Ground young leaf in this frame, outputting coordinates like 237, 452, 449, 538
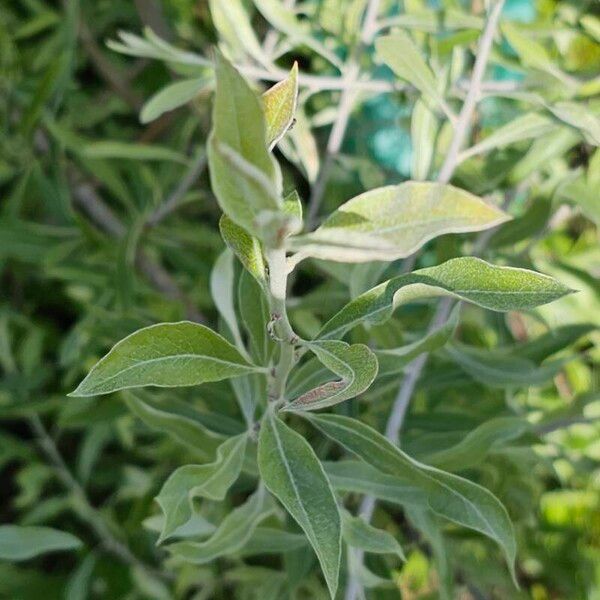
284, 340, 378, 411
219, 215, 267, 286
423, 417, 529, 472
125, 395, 225, 460
257, 412, 341, 598
0, 525, 82, 560
208, 52, 282, 237
156, 434, 247, 543
167, 487, 273, 564
376, 305, 460, 377
305, 414, 517, 581
447, 344, 569, 388
210, 248, 244, 350
341, 510, 405, 561
140, 77, 209, 124
262, 63, 298, 149
318, 257, 573, 340
288, 182, 509, 263
376, 32, 446, 113
70, 321, 261, 397
237, 527, 308, 556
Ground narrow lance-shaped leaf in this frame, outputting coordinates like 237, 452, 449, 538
70, 321, 261, 397
156, 434, 247, 543
376, 32, 447, 113
0, 525, 82, 561
318, 257, 573, 340
423, 417, 529, 472
258, 412, 341, 599
304, 413, 517, 583
124, 395, 225, 460
167, 486, 273, 564
262, 62, 298, 149
288, 182, 509, 263
376, 305, 460, 377
219, 215, 267, 287
208, 51, 282, 237
341, 510, 405, 561
284, 340, 378, 411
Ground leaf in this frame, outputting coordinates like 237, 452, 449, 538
237, 527, 308, 556
411, 99, 439, 181
262, 63, 298, 149
288, 182, 509, 263
305, 414, 517, 581
0, 525, 82, 560
156, 434, 247, 543
284, 340, 378, 411
547, 101, 600, 146
258, 412, 341, 598
167, 487, 273, 564
423, 417, 529, 472
238, 270, 272, 365
70, 321, 261, 397
124, 395, 225, 460
210, 249, 244, 350
208, 52, 282, 237
219, 215, 267, 286
376, 32, 446, 112
81, 141, 187, 164
140, 77, 209, 124
376, 305, 460, 377
341, 510, 405, 561
447, 343, 569, 388
459, 113, 558, 162
318, 257, 572, 340
208, 0, 270, 68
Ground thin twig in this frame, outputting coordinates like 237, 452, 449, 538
345, 3, 506, 598
29, 414, 170, 581
307, 0, 382, 229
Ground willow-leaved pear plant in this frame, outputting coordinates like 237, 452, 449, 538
70, 53, 574, 599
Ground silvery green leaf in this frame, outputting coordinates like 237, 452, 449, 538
262, 63, 298, 150
0, 525, 82, 560
82, 141, 187, 164
324, 461, 426, 507
238, 270, 272, 365
208, 0, 270, 68
283, 189, 303, 225
288, 182, 509, 263
341, 510, 405, 561
143, 512, 216, 542
237, 527, 308, 556
459, 113, 559, 162
318, 257, 572, 340
209, 52, 282, 237
423, 417, 529, 472
547, 101, 600, 146
140, 77, 209, 124
278, 106, 320, 183
167, 487, 273, 564
219, 215, 267, 286
258, 412, 341, 598
411, 99, 439, 181
306, 414, 517, 583
70, 322, 261, 396
446, 343, 569, 388
376, 306, 460, 377
376, 32, 447, 112
284, 340, 378, 411
210, 249, 244, 351
124, 395, 225, 460
156, 434, 247, 543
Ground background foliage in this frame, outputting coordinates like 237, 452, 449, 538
1, 0, 599, 598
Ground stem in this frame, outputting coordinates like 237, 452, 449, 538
265, 248, 297, 404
